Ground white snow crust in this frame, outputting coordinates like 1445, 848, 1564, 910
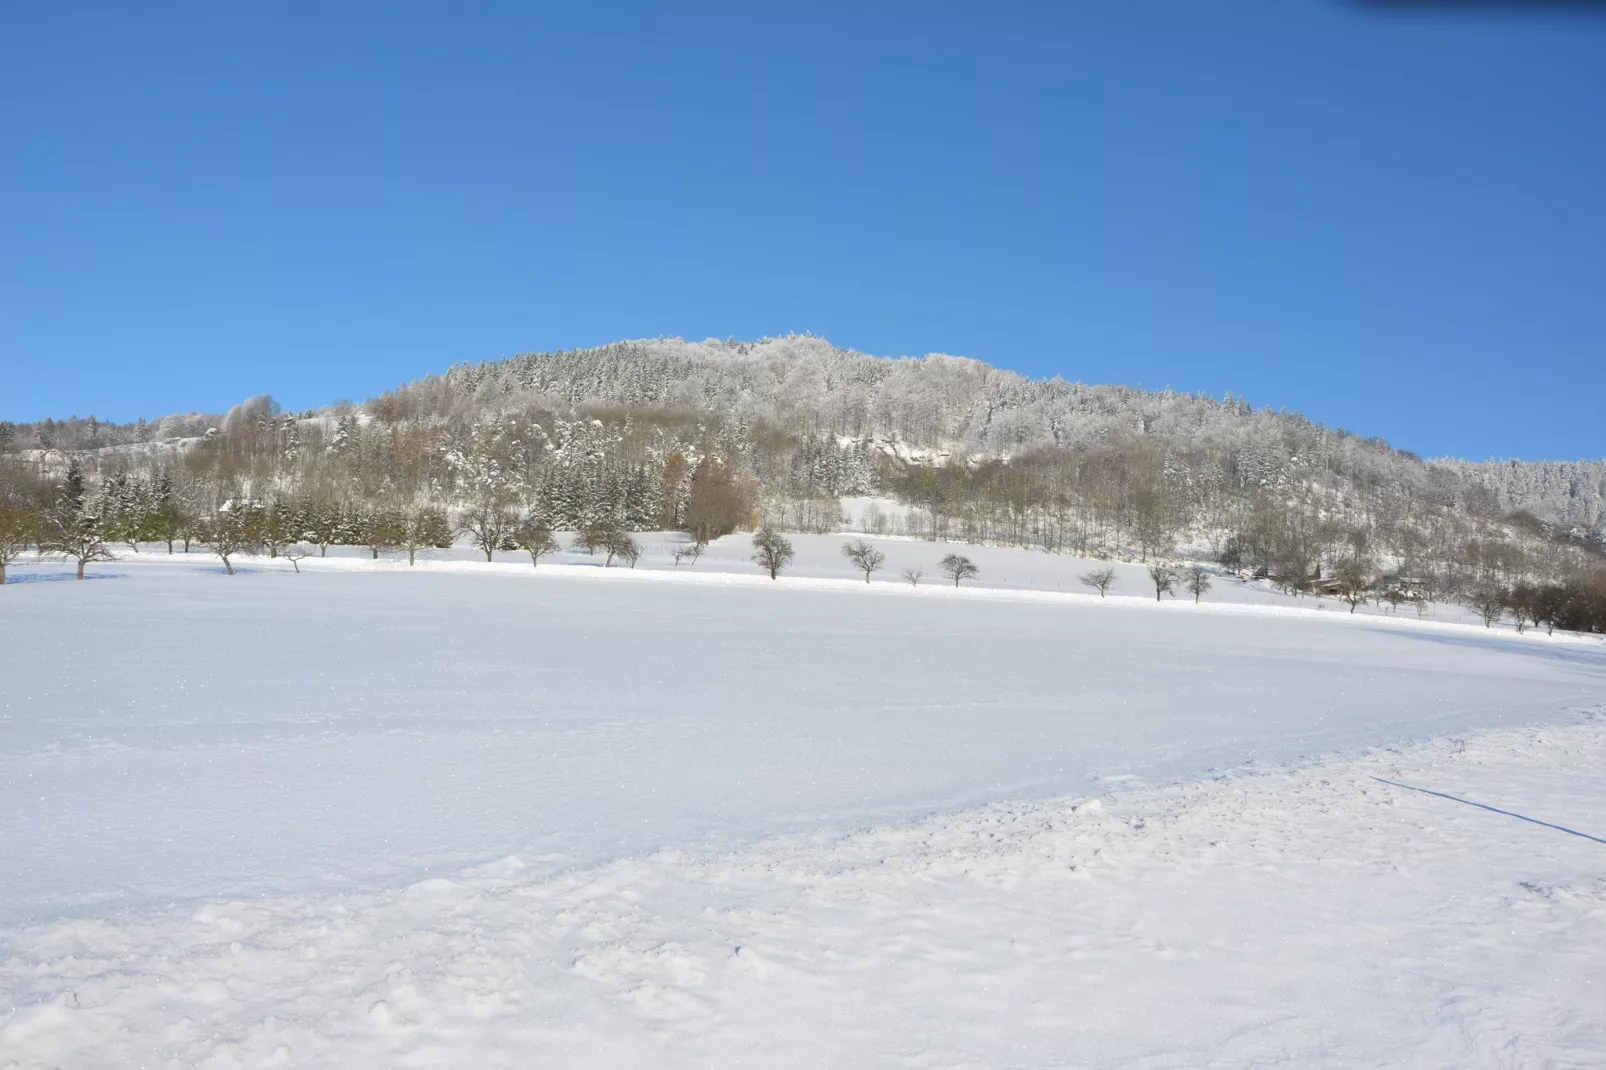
2, 543, 1603, 1066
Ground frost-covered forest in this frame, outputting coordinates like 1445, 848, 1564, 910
2, 335, 1603, 627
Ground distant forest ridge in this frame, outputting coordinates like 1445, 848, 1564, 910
3, 335, 1602, 529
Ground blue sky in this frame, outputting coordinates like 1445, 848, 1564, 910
3, 2, 1601, 460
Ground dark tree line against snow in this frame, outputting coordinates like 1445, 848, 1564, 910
2, 337, 1603, 632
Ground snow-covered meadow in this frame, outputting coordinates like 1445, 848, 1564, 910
2, 535, 1603, 1066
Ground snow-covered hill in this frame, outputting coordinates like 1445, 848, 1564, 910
8, 335, 1603, 527
395, 335, 1601, 526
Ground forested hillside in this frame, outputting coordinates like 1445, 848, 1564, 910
2, 335, 1602, 629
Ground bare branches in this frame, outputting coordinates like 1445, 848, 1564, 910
1469, 587, 1506, 629
195, 501, 266, 576
459, 499, 518, 562
842, 539, 886, 583
1335, 558, 1371, 614
0, 504, 38, 584
37, 512, 116, 580
1148, 564, 1178, 602
282, 543, 312, 573
514, 517, 560, 567
1079, 567, 1117, 598
397, 506, 452, 566
752, 529, 794, 580
604, 530, 640, 568
939, 553, 979, 587
671, 537, 708, 567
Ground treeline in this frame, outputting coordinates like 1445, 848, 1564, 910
3, 443, 1604, 636
886, 438, 1603, 613
3, 338, 1604, 635
0, 411, 221, 452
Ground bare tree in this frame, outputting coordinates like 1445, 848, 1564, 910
0, 504, 37, 584
459, 499, 518, 562
282, 542, 312, 573
1148, 563, 1179, 601
571, 520, 611, 556
514, 517, 561, 566
1183, 565, 1213, 604
1079, 566, 1117, 598
1469, 586, 1506, 629
397, 505, 451, 566
1506, 580, 1538, 634
842, 539, 886, 583
197, 503, 266, 576
1335, 558, 1371, 614
604, 530, 640, 568
1532, 583, 1566, 636
939, 553, 979, 587
752, 528, 794, 579
38, 511, 116, 580
901, 567, 923, 586
671, 536, 708, 567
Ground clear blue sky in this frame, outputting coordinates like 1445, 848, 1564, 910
3, 2, 1601, 460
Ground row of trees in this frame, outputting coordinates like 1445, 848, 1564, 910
890, 442, 1603, 616
1465, 576, 1606, 634
7, 455, 1605, 635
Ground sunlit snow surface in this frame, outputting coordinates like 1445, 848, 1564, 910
2, 537, 1603, 1066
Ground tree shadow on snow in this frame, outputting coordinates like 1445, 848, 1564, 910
1362, 624, 1606, 673
2, 571, 127, 585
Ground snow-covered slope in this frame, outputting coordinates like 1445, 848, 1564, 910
4, 697, 1603, 1066
2, 550, 1603, 1066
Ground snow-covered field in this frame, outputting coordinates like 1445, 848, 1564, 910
2, 539, 1603, 1067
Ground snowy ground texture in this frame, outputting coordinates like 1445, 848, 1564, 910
3, 535, 1605, 1067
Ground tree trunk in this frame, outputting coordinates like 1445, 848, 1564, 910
166, 540, 174, 554
223, 555, 234, 576
0, 562, 6, 584
77, 558, 86, 579
408, 548, 416, 566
